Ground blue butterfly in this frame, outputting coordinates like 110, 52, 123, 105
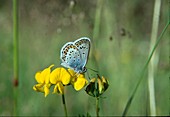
60, 37, 91, 73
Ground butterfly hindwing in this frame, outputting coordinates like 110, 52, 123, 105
60, 43, 81, 70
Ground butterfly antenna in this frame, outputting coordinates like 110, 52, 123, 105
86, 70, 91, 80
86, 67, 98, 73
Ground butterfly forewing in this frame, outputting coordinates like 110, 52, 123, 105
74, 37, 90, 67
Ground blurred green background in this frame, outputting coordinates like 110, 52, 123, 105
0, 0, 169, 116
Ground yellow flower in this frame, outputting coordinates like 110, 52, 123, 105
68, 69, 88, 91
50, 67, 72, 94
33, 64, 54, 97
50, 68, 88, 94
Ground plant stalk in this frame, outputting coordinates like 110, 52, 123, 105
96, 97, 99, 117
13, 0, 19, 115
62, 92, 68, 117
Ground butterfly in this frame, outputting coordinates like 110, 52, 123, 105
60, 37, 91, 73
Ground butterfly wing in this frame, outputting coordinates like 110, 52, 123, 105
74, 37, 91, 67
60, 42, 82, 72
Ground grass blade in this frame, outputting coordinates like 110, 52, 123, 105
122, 21, 169, 116
148, 0, 161, 116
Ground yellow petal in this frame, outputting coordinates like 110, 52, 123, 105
44, 85, 50, 97
49, 64, 55, 68
35, 71, 43, 83
57, 83, 64, 94
50, 67, 71, 85
53, 82, 64, 94
42, 65, 54, 84
53, 85, 58, 93
101, 76, 109, 92
78, 74, 85, 79
101, 76, 107, 83
90, 78, 96, 83
35, 64, 54, 84
50, 68, 61, 84
97, 78, 103, 94
68, 69, 76, 76
60, 68, 71, 85
74, 77, 88, 91
33, 84, 44, 92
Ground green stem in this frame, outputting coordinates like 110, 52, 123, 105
13, 0, 19, 115
62, 93, 68, 117
96, 97, 99, 117
13, 0, 19, 79
122, 21, 169, 116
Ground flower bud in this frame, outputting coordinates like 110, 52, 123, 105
85, 75, 109, 97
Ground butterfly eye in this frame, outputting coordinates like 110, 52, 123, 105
82, 67, 87, 72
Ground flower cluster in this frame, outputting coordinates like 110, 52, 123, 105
85, 74, 109, 97
33, 64, 88, 97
